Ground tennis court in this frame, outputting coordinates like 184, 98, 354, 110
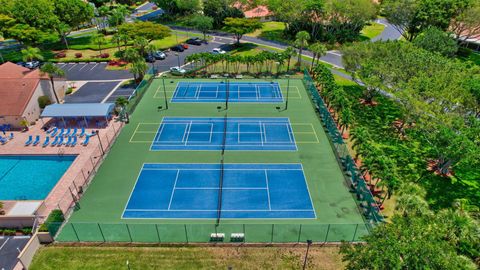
150, 117, 297, 151
123, 163, 315, 219
171, 82, 283, 103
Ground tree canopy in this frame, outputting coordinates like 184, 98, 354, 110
118, 21, 171, 42
222, 17, 262, 44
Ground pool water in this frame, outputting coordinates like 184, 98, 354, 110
0, 155, 76, 200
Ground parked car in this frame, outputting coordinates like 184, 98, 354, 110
16, 62, 26, 67
24, 61, 41, 69
169, 66, 186, 75
153, 51, 166, 60
182, 43, 189, 49
186, 38, 202, 46
144, 54, 155, 63
170, 45, 184, 52
212, 48, 226, 54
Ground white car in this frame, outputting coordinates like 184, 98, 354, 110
169, 66, 186, 75
212, 48, 226, 54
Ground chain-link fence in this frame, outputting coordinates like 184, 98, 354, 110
303, 69, 384, 224
124, 67, 156, 115
53, 222, 370, 243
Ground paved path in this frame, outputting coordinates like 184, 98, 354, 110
0, 236, 30, 270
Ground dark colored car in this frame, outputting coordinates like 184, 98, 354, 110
170, 45, 185, 52
144, 54, 155, 63
186, 38, 202, 46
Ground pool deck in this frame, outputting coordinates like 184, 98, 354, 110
0, 119, 123, 220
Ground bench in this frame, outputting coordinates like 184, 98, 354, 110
230, 233, 245, 242
210, 74, 219, 79
235, 74, 243, 79
210, 233, 225, 242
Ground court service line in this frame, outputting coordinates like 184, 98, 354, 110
167, 170, 180, 210
264, 170, 271, 211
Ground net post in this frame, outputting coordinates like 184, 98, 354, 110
98, 223, 106, 242
126, 224, 133, 243
271, 224, 274, 243
352, 224, 359, 242
71, 223, 80, 242
324, 224, 331, 242
184, 224, 189, 243
298, 224, 302, 243
155, 224, 161, 243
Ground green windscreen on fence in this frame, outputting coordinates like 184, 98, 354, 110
302, 68, 383, 224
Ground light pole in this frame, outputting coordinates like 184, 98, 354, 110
159, 74, 168, 110
126, 260, 131, 270
95, 130, 105, 156
284, 74, 290, 111
175, 52, 181, 67
275, 62, 280, 78
302, 240, 313, 270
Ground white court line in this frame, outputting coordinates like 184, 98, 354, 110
167, 170, 180, 210
174, 187, 268, 190
182, 121, 192, 145
265, 170, 271, 211
126, 209, 314, 212
143, 168, 303, 171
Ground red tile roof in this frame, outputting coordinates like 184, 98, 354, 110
244, 5, 272, 18
0, 62, 44, 116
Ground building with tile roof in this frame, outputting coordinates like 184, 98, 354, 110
0, 62, 67, 129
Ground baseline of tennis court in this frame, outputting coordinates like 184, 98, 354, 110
150, 117, 297, 151
122, 163, 315, 219
171, 82, 283, 103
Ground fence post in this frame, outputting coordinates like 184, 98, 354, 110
352, 224, 359, 242
71, 223, 80, 242
271, 224, 274, 243
98, 223, 106, 242
81, 168, 87, 182
126, 224, 133, 242
324, 224, 331, 242
243, 224, 246, 242
184, 224, 189, 243
155, 224, 161, 243
297, 224, 302, 243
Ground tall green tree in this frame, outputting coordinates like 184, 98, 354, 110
413, 27, 458, 57
53, 0, 94, 47
308, 42, 327, 69
189, 15, 213, 42
222, 17, 262, 45
40, 63, 66, 104
118, 21, 171, 42
21, 47, 43, 62
203, 0, 244, 28
294, 31, 310, 67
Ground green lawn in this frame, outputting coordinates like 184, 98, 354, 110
248, 21, 286, 38
55, 77, 367, 243
30, 246, 344, 270
360, 22, 385, 40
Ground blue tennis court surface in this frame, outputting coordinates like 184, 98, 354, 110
151, 117, 297, 151
123, 164, 315, 219
171, 82, 283, 103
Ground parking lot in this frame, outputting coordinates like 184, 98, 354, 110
0, 236, 30, 270
56, 62, 132, 81
65, 81, 123, 103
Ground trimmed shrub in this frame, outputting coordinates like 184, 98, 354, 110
75, 52, 83, 58
100, 53, 110, 58
55, 52, 67, 58
39, 209, 64, 233
38, 96, 52, 109
65, 88, 73, 95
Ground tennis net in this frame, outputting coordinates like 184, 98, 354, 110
217, 113, 228, 225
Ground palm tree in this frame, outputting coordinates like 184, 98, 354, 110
309, 42, 327, 70
133, 37, 149, 57
115, 96, 129, 122
395, 183, 430, 217
21, 47, 44, 62
40, 63, 65, 104
283, 46, 297, 72
112, 33, 122, 52
130, 60, 148, 83
122, 48, 141, 63
294, 31, 310, 68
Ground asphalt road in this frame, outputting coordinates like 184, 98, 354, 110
65, 81, 122, 103
0, 236, 30, 270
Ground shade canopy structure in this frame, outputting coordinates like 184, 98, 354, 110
41, 103, 115, 118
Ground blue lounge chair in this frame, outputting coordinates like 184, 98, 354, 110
50, 127, 58, 137
79, 127, 86, 137
71, 136, 77, 147
82, 135, 90, 146
25, 135, 33, 146
32, 135, 40, 146
57, 136, 64, 146
71, 128, 78, 137
8, 133, 13, 140
51, 136, 59, 147
58, 128, 65, 137
65, 136, 73, 146
0, 137, 7, 145
42, 136, 50, 147
64, 128, 71, 136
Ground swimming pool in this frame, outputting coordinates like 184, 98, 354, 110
0, 155, 76, 200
